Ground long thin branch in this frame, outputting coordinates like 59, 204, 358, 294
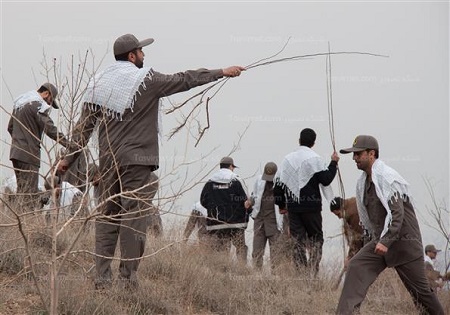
245, 36, 292, 69
246, 51, 388, 70
165, 42, 388, 145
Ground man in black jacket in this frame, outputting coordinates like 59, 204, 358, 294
200, 156, 252, 263
274, 128, 339, 275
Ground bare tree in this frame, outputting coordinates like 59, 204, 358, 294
1, 49, 250, 314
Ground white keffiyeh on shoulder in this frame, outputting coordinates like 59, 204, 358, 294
356, 159, 410, 238
83, 61, 153, 120
209, 168, 239, 184
13, 90, 51, 114
274, 146, 334, 203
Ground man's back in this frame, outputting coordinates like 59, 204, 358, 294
275, 159, 337, 212
424, 259, 441, 290
201, 176, 248, 226
341, 197, 363, 234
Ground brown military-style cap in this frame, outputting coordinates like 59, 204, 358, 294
40, 82, 59, 109
262, 162, 277, 181
424, 244, 441, 253
113, 34, 154, 56
340, 135, 379, 154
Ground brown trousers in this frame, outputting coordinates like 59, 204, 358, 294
95, 164, 158, 287
252, 224, 281, 270
336, 241, 444, 315
12, 159, 40, 213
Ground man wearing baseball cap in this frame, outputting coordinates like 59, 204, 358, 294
249, 162, 286, 270
329, 197, 364, 270
336, 135, 444, 314
424, 244, 450, 293
200, 156, 252, 263
57, 33, 245, 289
8, 82, 68, 213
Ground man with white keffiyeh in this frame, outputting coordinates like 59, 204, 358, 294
57, 33, 245, 290
336, 135, 444, 315
200, 156, 252, 263
8, 82, 68, 213
274, 128, 339, 276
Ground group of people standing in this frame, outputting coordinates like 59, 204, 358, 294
7, 33, 244, 290
189, 132, 446, 314
184, 128, 338, 276
5, 31, 447, 314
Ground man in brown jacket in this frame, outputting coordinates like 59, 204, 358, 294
57, 33, 245, 289
330, 197, 364, 268
8, 82, 68, 212
424, 244, 450, 293
250, 162, 285, 271
336, 135, 444, 315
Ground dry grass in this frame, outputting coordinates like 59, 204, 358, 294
0, 212, 449, 315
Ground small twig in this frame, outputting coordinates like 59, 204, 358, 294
194, 97, 211, 147
1, 72, 15, 102
165, 82, 221, 115
245, 36, 292, 69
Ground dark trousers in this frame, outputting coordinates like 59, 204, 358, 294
207, 228, 248, 263
95, 164, 158, 287
336, 241, 444, 315
288, 210, 323, 275
12, 159, 40, 213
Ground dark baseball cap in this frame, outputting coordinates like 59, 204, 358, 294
220, 156, 238, 168
113, 34, 154, 56
262, 162, 277, 181
340, 135, 379, 154
40, 82, 59, 109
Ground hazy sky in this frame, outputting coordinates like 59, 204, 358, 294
1, 1, 449, 266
